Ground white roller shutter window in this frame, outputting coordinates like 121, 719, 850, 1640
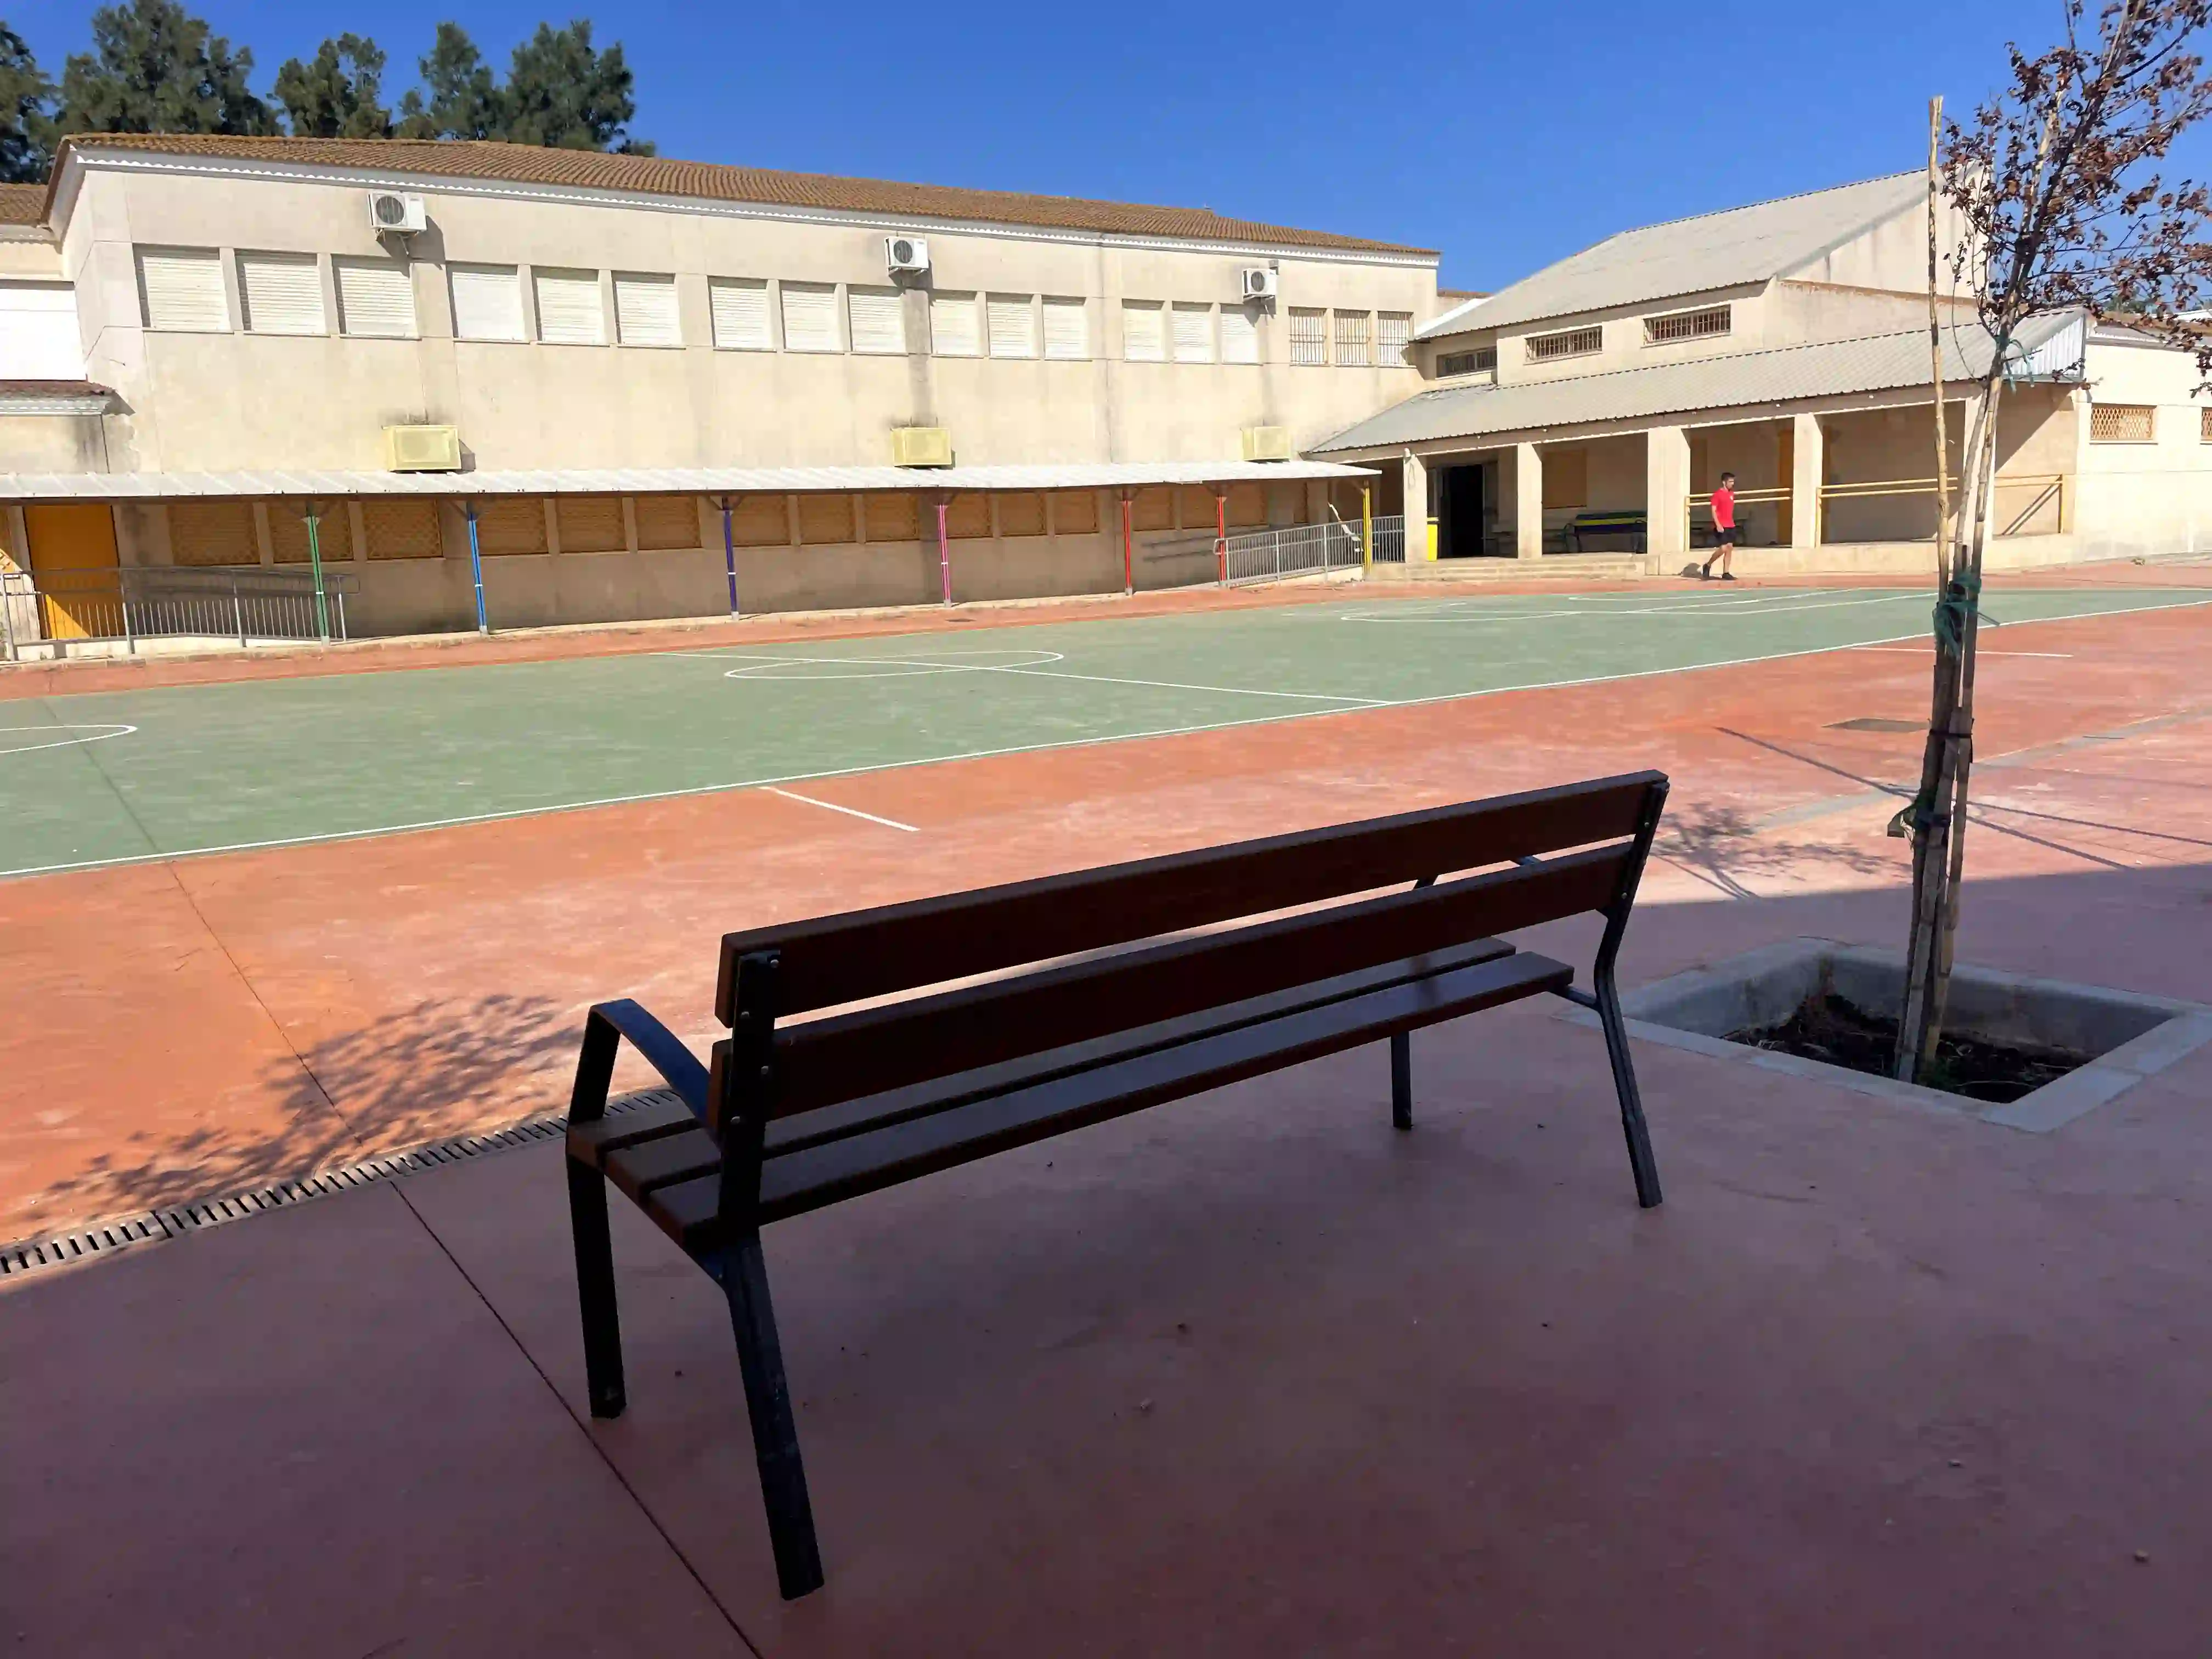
449, 263, 526, 341
334, 258, 417, 337
1042, 296, 1088, 359
1220, 303, 1260, 364
238, 252, 325, 335
613, 273, 681, 346
986, 294, 1037, 359
1171, 303, 1213, 363
710, 278, 772, 349
781, 281, 839, 352
931, 291, 980, 356
535, 268, 607, 345
138, 248, 228, 332
848, 286, 906, 354
0, 283, 84, 377
1121, 301, 1165, 362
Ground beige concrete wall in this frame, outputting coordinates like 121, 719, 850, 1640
2071, 339, 2212, 560
41, 158, 1436, 477
0, 414, 108, 470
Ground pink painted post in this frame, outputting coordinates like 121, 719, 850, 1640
1215, 490, 1228, 586
936, 500, 952, 605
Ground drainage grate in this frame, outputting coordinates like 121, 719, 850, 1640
0, 1090, 678, 1287
1826, 717, 1926, 733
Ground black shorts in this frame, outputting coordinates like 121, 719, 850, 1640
1713, 524, 1738, 547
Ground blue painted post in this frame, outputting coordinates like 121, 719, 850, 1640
465, 503, 489, 634
720, 497, 740, 617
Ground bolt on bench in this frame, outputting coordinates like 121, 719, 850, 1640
564, 771, 1669, 1598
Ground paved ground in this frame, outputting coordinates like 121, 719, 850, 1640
5, 566, 2212, 1654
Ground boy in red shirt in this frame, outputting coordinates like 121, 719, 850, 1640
1700, 471, 1739, 580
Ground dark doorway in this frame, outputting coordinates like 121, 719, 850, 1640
1438, 464, 1488, 558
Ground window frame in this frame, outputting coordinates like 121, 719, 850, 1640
2089, 402, 2157, 443
1526, 325, 1603, 363
1642, 304, 1731, 346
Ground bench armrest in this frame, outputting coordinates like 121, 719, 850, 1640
570, 998, 712, 1127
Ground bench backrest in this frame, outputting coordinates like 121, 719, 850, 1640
713, 772, 1667, 1125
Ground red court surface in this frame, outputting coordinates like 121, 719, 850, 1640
5, 568, 2212, 1655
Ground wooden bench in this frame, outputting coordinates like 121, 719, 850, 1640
563, 771, 1669, 1599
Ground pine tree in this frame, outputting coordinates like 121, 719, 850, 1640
0, 25, 55, 183
500, 21, 652, 154
53, 0, 276, 137
273, 33, 392, 139
393, 23, 501, 141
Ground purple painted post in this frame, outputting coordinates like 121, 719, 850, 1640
936, 501, 952, 606
719, 498, 740, 617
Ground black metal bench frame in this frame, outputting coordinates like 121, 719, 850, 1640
563, 772, 1669, 1599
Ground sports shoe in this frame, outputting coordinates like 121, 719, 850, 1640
1719, 572, 1738, 582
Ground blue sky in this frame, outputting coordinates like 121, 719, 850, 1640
13, 1, 2203, 290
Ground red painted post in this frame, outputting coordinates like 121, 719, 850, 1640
1215, 490, 1228, 586
937, 500, 952, 605
1120, 494, 1134, 596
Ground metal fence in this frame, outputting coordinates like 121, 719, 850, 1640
1, 565, 358, 659
1221, 514, 1403, 586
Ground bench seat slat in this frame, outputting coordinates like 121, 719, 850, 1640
719, 772, 1661, 1021
568, 1093, 698, 1165
642, 949, 1572, 1252
772, 851, 1621, 1116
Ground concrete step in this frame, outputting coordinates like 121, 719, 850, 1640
1368, 554, 1654, 583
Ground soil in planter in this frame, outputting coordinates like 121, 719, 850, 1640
1725, 990, 2092, 1104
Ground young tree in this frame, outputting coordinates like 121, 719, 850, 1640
394, 22, 501, 141
500, 21, 653, 154
53, 0, 275, 137
1894, 0, 2212, 1081
274, 33, 393, 139
0, 25, 55, 183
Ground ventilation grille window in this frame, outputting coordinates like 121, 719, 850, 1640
1334, 311, 1371, 366
1289, 307, 1327, 365
1644, 305, 1730, 345
613, 273, 681, 347
335, 258, 416, 337
1377, 312, 1412, 365
1042, 297, 1088, 359
1527, 326, 1602, 362
138, 247, 228, 332
709, 279, 772, 349
2090, 403, 2155, 443
238, 252, 324, 335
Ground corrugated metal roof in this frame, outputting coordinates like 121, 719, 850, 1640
1313, 319, 2080, 454
52, 135, 1437, 258
0, 458, 1377, 502
1414, 172, 1926, 340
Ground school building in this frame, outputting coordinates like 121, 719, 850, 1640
1314, 171, 2212, 573
3, 144, 2207, 654
0, 134, 1435, 648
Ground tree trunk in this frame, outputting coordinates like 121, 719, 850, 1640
1894, 378, 2002, 1082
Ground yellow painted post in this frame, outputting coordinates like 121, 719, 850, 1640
1360, 485, 1372, 568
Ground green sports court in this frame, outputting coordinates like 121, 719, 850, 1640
4, 583, 2203, 879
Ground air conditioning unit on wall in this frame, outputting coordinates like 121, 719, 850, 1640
1241, 425, 1293, 462
1240, 268, 1278, 301
885, 235, 931, 276
382, 424, 462, 472
368, 190, 427, 234
890, 426, 953, 467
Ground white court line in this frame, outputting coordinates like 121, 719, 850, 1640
761, 786, 918, 832
702, 648, 1380, 705
0, 723, 138, 755
5, 594, 2205, 882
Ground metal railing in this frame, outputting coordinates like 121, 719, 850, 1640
1, 565, 358, 659
1220, 517, 1368, 585
1680, 476, 2069, 546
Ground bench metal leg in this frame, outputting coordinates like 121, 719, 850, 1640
721, 1233, 825, 1600
1595, 968, 1663, 1209
566, 1153, 627, 1418
1390, 1031, 1413, 1131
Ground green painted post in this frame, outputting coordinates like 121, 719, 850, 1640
303, 506, 330, 641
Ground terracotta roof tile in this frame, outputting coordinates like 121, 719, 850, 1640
0, 183, 46, 225
52, 135, 1436, 257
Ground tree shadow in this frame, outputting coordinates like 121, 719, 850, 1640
1656, 802, 1897, 900
17, 991, 605, 1236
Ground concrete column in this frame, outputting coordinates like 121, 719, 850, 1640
1646, 425, 1690, 559
1401, 450, 1432, 560
1790, 413, 1823, 549
1513, 442, 1543, 559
